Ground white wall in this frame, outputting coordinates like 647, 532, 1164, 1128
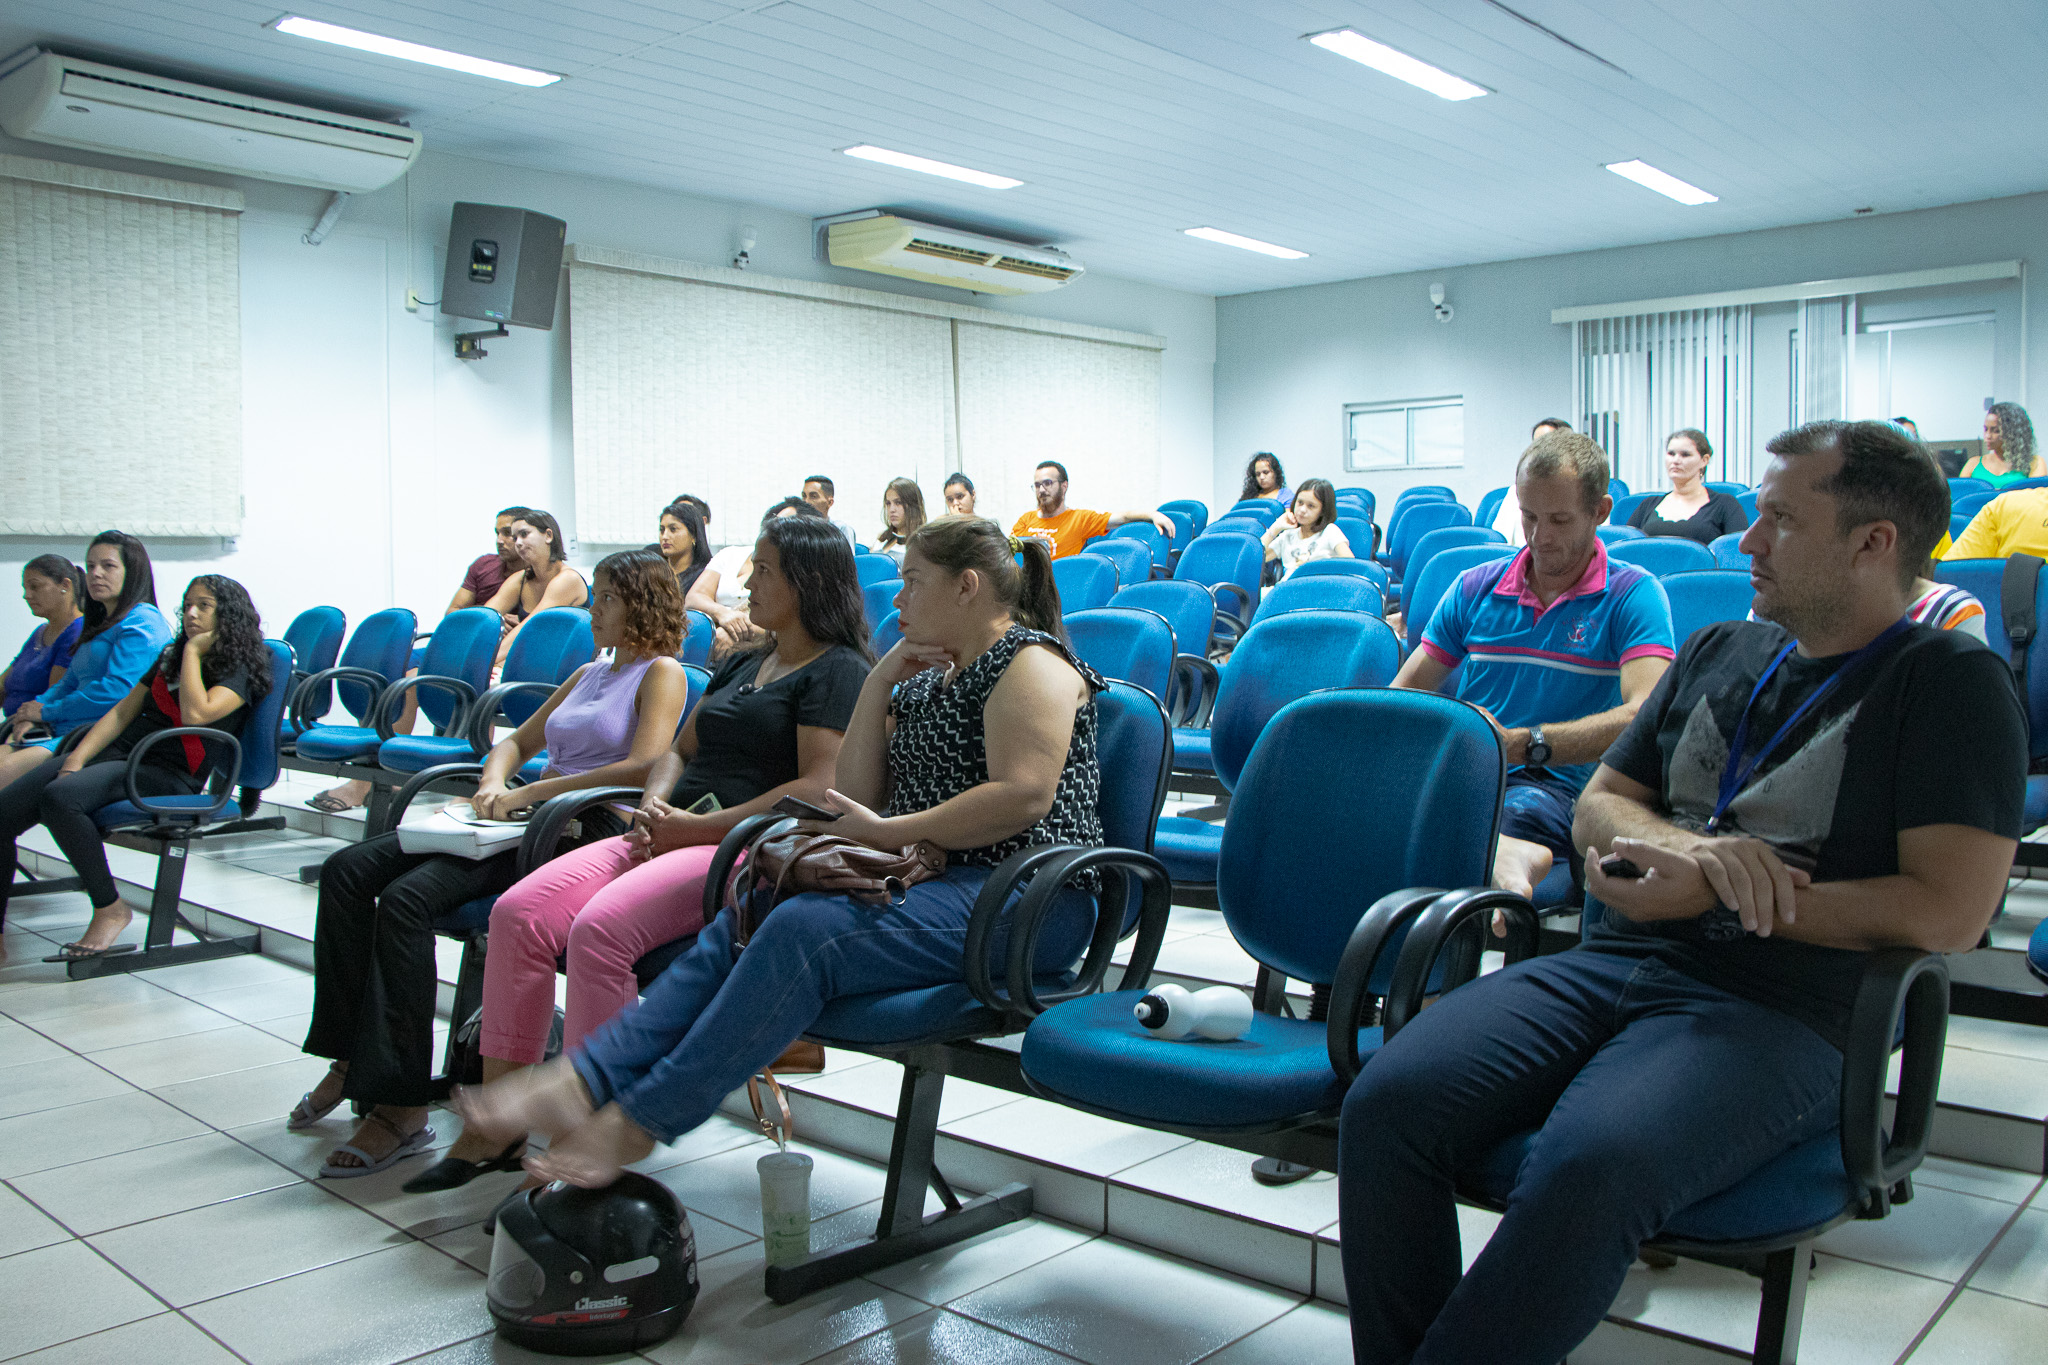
1214, 191, 2048, 510
0, 136, 1215, 654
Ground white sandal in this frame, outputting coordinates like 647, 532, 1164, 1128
319, 1113, 434, 1179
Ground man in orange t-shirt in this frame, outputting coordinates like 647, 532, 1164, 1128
1009, 461, 1177, 558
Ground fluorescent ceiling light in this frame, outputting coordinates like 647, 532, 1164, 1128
841, 144, 1022, 189
1606, 159, 1718, 205
1183, 227, 1308, 260
1307, 29, 1489, 101
271, 16, 562, 87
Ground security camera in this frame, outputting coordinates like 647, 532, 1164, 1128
1430, 282, 1453, 323
733, 225, 757, 270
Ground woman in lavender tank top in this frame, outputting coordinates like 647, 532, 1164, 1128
297, 551, 688, 1181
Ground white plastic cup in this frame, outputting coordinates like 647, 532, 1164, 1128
757, 1150, 813, 1267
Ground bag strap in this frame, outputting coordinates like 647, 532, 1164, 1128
747, 1069, 792, 1146
2001, 553, 2042, 695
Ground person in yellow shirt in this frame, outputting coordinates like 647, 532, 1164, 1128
1944, 486, 2048, 561
1009, 461, 1176, 559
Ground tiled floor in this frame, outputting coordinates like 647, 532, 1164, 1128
3, 779, 2048, 1361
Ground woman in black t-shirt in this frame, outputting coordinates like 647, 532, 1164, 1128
1627, 428, 1750, 545
0, 576, 268, 961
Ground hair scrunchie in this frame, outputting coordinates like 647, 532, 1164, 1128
1008, 535, 1024, 553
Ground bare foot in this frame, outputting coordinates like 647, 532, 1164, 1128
308, 1060, 349, 1112
325, 1106, 429, 1170
313, 779, 371, 810
1489, 836, 1553, 937
454, 1058, 594, 1150
523, 1102, 656, 1189
68, 899, 134, 953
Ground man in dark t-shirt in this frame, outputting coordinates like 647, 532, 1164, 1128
1339, 421, 2025, 1365
452, 506, 529, 613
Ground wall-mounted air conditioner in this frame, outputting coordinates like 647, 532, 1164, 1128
820, 212, 1083, 295
0, 50, 422, 192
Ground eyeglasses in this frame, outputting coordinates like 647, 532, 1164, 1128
1031, 480, 1062, 491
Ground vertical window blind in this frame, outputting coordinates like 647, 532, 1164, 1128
567, 247, 1163, 546
1574, 306, 1752, 490
0, 154, 244, 537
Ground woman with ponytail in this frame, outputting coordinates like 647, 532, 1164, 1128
455, 514, 1111, 1187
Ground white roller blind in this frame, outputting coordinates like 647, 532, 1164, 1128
1574, 306, 1752, 488
0, 155, 243, 537
954, 322, 1161, 531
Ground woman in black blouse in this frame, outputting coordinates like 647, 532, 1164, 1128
1627, 429, 1749, 545
456, 514, 1107, 1187
0, 576, 267, 960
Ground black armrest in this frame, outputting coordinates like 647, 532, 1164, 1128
700, 813, 797, 927
518, 785, 643, 874
1169, 654, 1219, 728
289, 665, 393, 733
962, 846, 1072, 1007
379, 762, 485, 838
1840, 949, 1949, 1217
465, 680, 561, 753
1326, 888, 1449, 1083
960, 845, 1172, 1016
1211, 582, 1253, 627
1382, 888, 1539, 1041
122, 728, 241, 821
370, 673, 478, 741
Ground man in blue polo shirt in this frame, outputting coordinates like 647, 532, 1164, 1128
1391, 430, 1675, 899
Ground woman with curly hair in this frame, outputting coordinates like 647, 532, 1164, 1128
1240, 451, 1289, 504
1961, 401, 2043, 488
875, 476, 927, 565
296, 550, 688, 1179
410, 514, 872, 1192
0, 575, 265, 956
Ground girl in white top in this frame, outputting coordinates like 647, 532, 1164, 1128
1261, 479, 1354, 579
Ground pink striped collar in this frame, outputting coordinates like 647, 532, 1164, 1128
1493, 540, 1611, 619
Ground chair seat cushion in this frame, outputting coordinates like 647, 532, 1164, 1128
1153, 816, 1222, 883
1532, 863, 1578, 911
380, 735, 479, 773
1172, 728, 1213, 773
519, 754, 549, 783
294, 726, 382, 762
432, 896, 498, 936
2029, 918, 2048, 985
93, 797, 219, 830
1021, 989, 1378, 1130
1465, 1127, 1859, 1245
808, 983, 1003, 1047
2025, 775, 2048, 834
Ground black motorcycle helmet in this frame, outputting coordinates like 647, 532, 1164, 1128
487, 1172, 698, 1355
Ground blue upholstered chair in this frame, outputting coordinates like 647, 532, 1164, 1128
1108, 520, 1174, 575
1335, 487, 1376, 522
282, 607, 415, 755
1224, 500, 1283, 528
1402, 527, 1506, 616
856, 555, 902, 588
681, 610, 716, 667
1703, 480, 1747, 496
1157, 508, 1196, 555
1113, 579, 1224, 726
1160, 498, 1209, 537
1736, 488, 1759, 520
2031, 921, 2048, 985
1607, 537, 1718, 577
1609, 476, 1632, 499
1161, 611, 1400, 881
1474, 486, 1509, 530
1595, 524, 1645, 544
1384, 487, 1454, 531
1021, 687, 1510, 1133
1935, 558, 2048, 857
278, 606, 345, 746
1379, 501, 1472, 580
378, 607, 595, 776
1609, 492, 1655, 526
63, 640, 296, 980
1082, 535, 1154, 588
1065, 608, 1174, 701
1952, 489, 1997, 520
862, 579, 900, 634
1052, 553, 1120, 612
1400, 544, 1516, 650
869, 608, 904, 658
1950, 511, 1973, 543
1203, 517, 1267, 542
1663, 570, 1754, 649
1290, 556, 1391, 594
1248, 573, 1384, 626
1173, 532, 1263, 649
296, 608, 499, 770
1709, 532, 1750, 569
1334, 516, 1378, 561
1946, 478, 1981, 502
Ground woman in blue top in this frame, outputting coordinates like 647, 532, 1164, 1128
0, 532, 172, 794
1, 556, 85, 718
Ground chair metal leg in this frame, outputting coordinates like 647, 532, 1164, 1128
762, 1059, 1033, 1304
432, 933, 489, 1099
67, 838, 258, 980
10, 872, 84, 896
1752, 1243, 1812, 1365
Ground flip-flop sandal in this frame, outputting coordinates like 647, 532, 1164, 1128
288, 1064, 351, 1130
42, 942, 137, 964
319, 1117, 435, 1179
305, 794, 359, 814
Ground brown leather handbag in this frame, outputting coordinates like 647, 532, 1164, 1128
734, 830, 949, 948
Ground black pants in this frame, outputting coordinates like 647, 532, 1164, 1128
304, 814, 621, 1107
0, 750, 199, 920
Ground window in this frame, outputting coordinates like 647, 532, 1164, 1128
1343, 396, 1463, 471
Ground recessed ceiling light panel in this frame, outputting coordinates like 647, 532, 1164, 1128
1306, 29, 1490, 101
1605, 159, 1718, 205
271, 15, 562, 86
1183, 227, 1308, 259
841, 144, 1022, 189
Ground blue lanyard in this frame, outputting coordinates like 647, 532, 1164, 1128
1707, 619, 1910, 832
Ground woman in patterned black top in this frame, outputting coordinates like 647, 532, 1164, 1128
457, 515, 1108, 1186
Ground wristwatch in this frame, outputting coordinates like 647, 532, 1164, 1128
1524, 726, 1552, 769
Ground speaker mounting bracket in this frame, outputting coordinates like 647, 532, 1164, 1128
453, 325, 508, 361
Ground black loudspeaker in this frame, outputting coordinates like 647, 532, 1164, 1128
440, 203, 566, 330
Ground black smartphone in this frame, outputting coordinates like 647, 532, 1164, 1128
772, 794, 840, 822
1598, 855, 1646, 880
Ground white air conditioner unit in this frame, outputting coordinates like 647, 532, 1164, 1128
823, 212, 1082, 295
0, 51, 422, 193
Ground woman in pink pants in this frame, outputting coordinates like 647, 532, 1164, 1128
409, 509, 873, 1192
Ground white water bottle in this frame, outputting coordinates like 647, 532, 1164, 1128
1132, 983, 1253, 1041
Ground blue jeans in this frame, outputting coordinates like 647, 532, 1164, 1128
572, 866, 1091, 1142
1339, 942, 1842, 1365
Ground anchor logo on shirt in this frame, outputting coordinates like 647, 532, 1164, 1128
1567, 617, 1590, 646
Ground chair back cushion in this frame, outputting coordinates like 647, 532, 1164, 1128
1107, 520, 1172, 570
415, 608, 510, 733
1708, 533, 1749, 569
1404, 544, 1515, 647
1066, 608, 1174, 701
1173, 532, 1263, 612
282, 606, 345, 715
1609, 491, 1655, 526
500, 606, 596, 725
869, 609, 904, 658
1474, 487, 1509, 529
1111, 580, 1215, 658
1334, 516, 1377, 561
682, 663, 710, 722
1052, 554, 1120, 612
1936, 556, 2048, 761
862, 580, 899, 632
1401, 527, 1506, 615
1291, 556, 1390, 593
238, 640, 295, 792
1159, 498, 1209, 536
1221, 689, 1502, 983
1386, 502, 1472, 574
1084, 536, 1154, 587
1594, 524, 1645, 544
334, 608, 418, 722
1663, 570, 1756, 650
1211, 610, 1401, 791
856, 555, 902, 588
1224, 500, 1283, 528
1607, 537, 1718, 576
681, 609, 715, 667
1252, 573, 1384, 624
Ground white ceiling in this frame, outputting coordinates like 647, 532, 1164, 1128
3, 0, 2045, 295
